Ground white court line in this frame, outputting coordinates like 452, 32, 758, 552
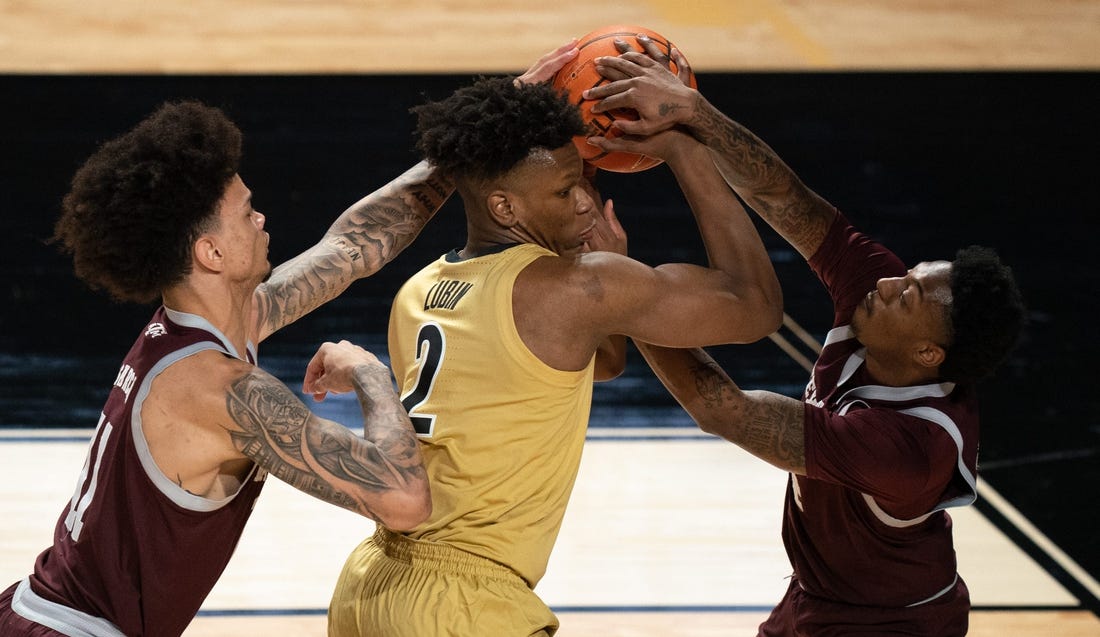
977, 477, 1100, 602
0, 435, 1084, 611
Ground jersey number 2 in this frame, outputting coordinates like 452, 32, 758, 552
401, 322, 445, 436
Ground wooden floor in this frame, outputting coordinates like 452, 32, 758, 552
1, 0, 1098, 73
2, 429, 1097, 636
182, 611, 1100, 637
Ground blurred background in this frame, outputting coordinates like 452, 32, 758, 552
1, 0, 1098, 621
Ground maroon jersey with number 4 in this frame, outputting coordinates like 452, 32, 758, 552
763, 212, 977, 634
10, 307, 266, 637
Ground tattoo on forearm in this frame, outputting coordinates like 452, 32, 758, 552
692, 360, 727, 409
692, 107, 779, 192
687, 361, 805, 470
739, 392, 805, 470
258, 169, 455, 335
328, 172, 454, 274
351, 367, 425, 479
258, 248, 355, 334
331, 236, 361, 262
691, 106, 828, 253
749, 191, 827, 257
225, 370, 424, 516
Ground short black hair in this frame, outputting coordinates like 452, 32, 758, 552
940, 246, 1026, 382
412, 76, 586, 182
53, 100, 242, 304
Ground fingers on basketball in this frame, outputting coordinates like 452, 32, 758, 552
551, 25, 696, 173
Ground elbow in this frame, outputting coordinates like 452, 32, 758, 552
721, 289, 784, 344
748, 286, 784, 341
686, 396, 729, 439
695, 415, 721, 438
762, 300, 784, 339
371, 485, 433, 531
594, 357, 626, 382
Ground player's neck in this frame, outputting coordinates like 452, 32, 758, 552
162, 279, 255, 357
863, 352, 941, 388
457, 240, 521, 260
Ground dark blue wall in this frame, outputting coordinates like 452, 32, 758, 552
1, 73, 1097, 588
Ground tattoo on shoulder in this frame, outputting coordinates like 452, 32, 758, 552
175, 474, 197, 496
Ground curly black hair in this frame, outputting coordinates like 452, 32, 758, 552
412, 76, 586, 182
52, 101, 243, 304
939, 246, 1026, 383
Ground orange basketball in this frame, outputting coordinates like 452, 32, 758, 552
552, 25, 697, 173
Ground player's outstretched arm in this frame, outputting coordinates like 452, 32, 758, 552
587, 49, 836, 260
596, 127, 782, 343
253, 161, 454, 343
223, 342, 430, 529
657, 129, 783, 333
635, 342, 807, 474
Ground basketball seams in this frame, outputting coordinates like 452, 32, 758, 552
551, 25, 692, 172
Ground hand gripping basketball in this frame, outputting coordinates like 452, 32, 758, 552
552, 25, 697, 173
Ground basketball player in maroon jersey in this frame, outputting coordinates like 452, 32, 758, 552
586, 41, 1025, 635
0, 96, 457, 635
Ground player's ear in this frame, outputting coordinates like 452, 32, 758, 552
914, 341, 945, 369
193, 234, 224, 273
487, 191, 518, 227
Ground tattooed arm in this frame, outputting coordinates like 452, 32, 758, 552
586, 50, 836, 259
252, 161, 455, 343
223, 342, 430, 528
685, 103, 835, 261
634, 341, 806, 474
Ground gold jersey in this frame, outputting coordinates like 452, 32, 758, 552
387, 243, 595, 586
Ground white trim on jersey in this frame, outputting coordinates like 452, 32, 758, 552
821, 325, 855, 348
899, 405, 978, 511
861, 493, 935, 528
164, 306, 257, 363
905, 573, 959, 608
843, 382, 956, 404
130, 342, 262, 512
835, 349, 866, 388
12, 577, 126, 637
828, 348, 976, 526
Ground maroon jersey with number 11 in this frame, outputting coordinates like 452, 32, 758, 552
9, 307, 266, 637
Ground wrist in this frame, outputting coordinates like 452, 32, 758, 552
352, 363, 391, 393
684, 92, 717, 140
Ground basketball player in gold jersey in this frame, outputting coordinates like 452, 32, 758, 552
325, 47, 784, 637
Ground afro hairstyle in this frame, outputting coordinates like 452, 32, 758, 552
53, 100, 242, 304
940, 245, 1026, 383
411, 76, 586, 183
